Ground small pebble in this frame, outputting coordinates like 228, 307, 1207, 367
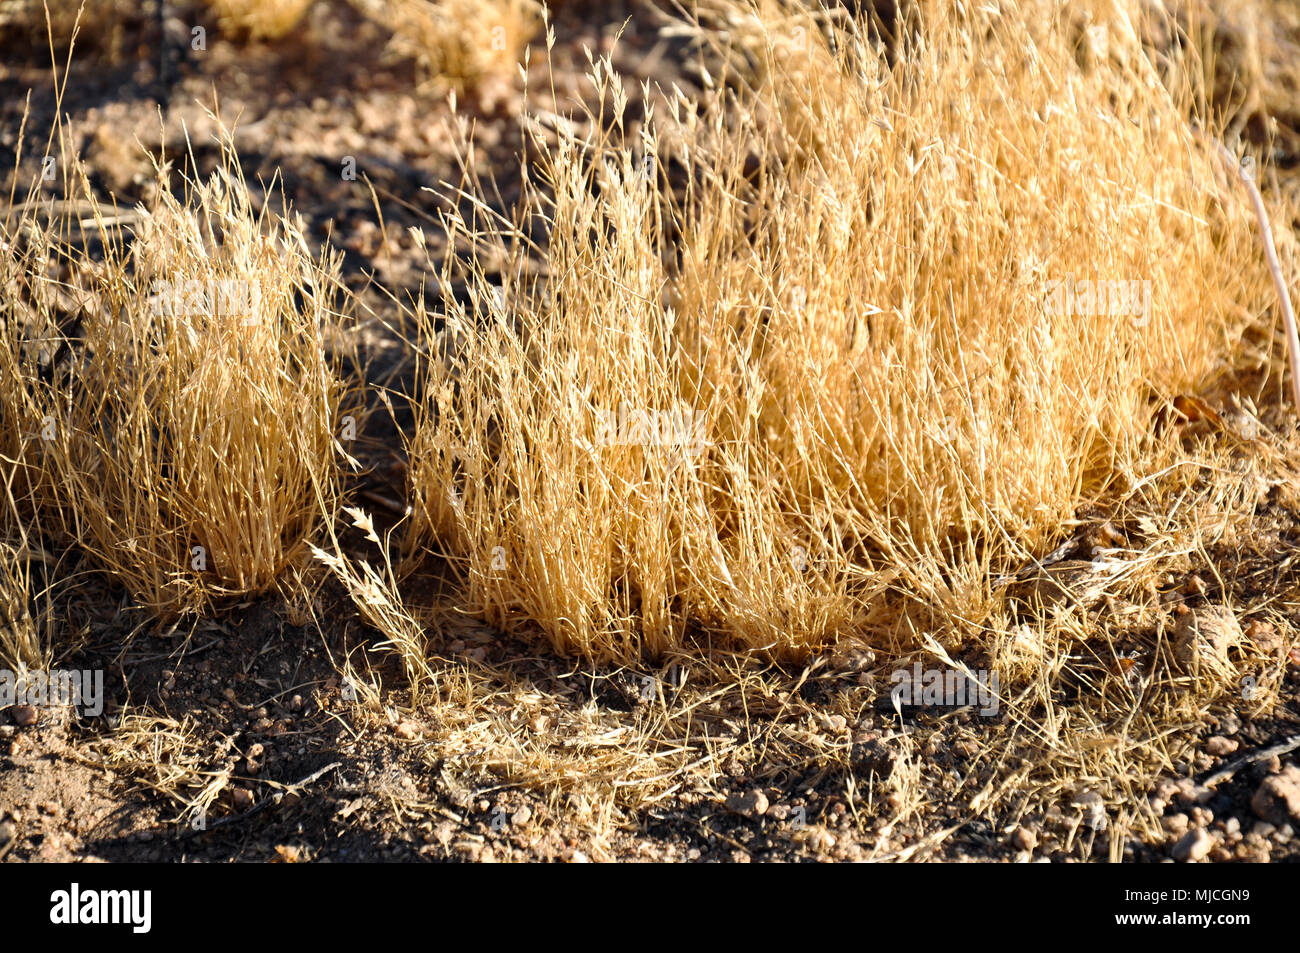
1205, 736, 1238, 757
1011, 826, 1037, 851
1172, 828, 1214, 862
726, 789, 769, 816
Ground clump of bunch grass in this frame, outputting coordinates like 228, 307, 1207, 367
0, 124, 357, 620
348, 0, 541, 103
401, 0, 1285, 675
206, 0, 316, 40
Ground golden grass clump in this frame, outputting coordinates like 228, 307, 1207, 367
403, 0, 1285, 668
206, 0, 316, 41
348, 0, 541, 102
0, 133, 356, 620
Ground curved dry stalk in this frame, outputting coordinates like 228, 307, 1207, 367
1211, 138, 1300, 411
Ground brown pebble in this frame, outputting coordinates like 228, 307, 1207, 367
725, 789, 770, 816
1172, 828, 1214, 862
1011, 826, 1037, 851
1205, 736, 1238, 757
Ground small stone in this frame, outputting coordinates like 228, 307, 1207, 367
1217, 713, 1241, 735
1172, 828, 1214, 862
817, 713, 848, 733
1164, 813, 1190, 837
1073, 790, 1107, 830
1251, 765, 1300, 826
1244, 619, 1282, 655
1011, 826, 1037, 851
231, 788, 254, 811
1171, 778, 1202, 804
1172, 606, 1242, 676
0, 820, 15, 847
1205, 736, 1238, 757
794, 824, 836, 852
290, 694, 303, 711
841, 648, 876, 672
11, 704, 38, 727
393, 720, 420, 740
1009, 560, 1107, 610
726, 789, 769, 816
511, 805, 532, 827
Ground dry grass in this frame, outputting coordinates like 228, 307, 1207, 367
403, 0, 1284, 663
206, 0, 317, 41
0, 118, 359, 621
0, 497, 46, 673
0, 0, 136, 54
5, 0, 1300, 860
348, 0, 541, 103
324, 0, 1300, 849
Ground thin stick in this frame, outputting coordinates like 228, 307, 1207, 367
1198, 732, 1300, 791
1210, 139, 1300, 411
